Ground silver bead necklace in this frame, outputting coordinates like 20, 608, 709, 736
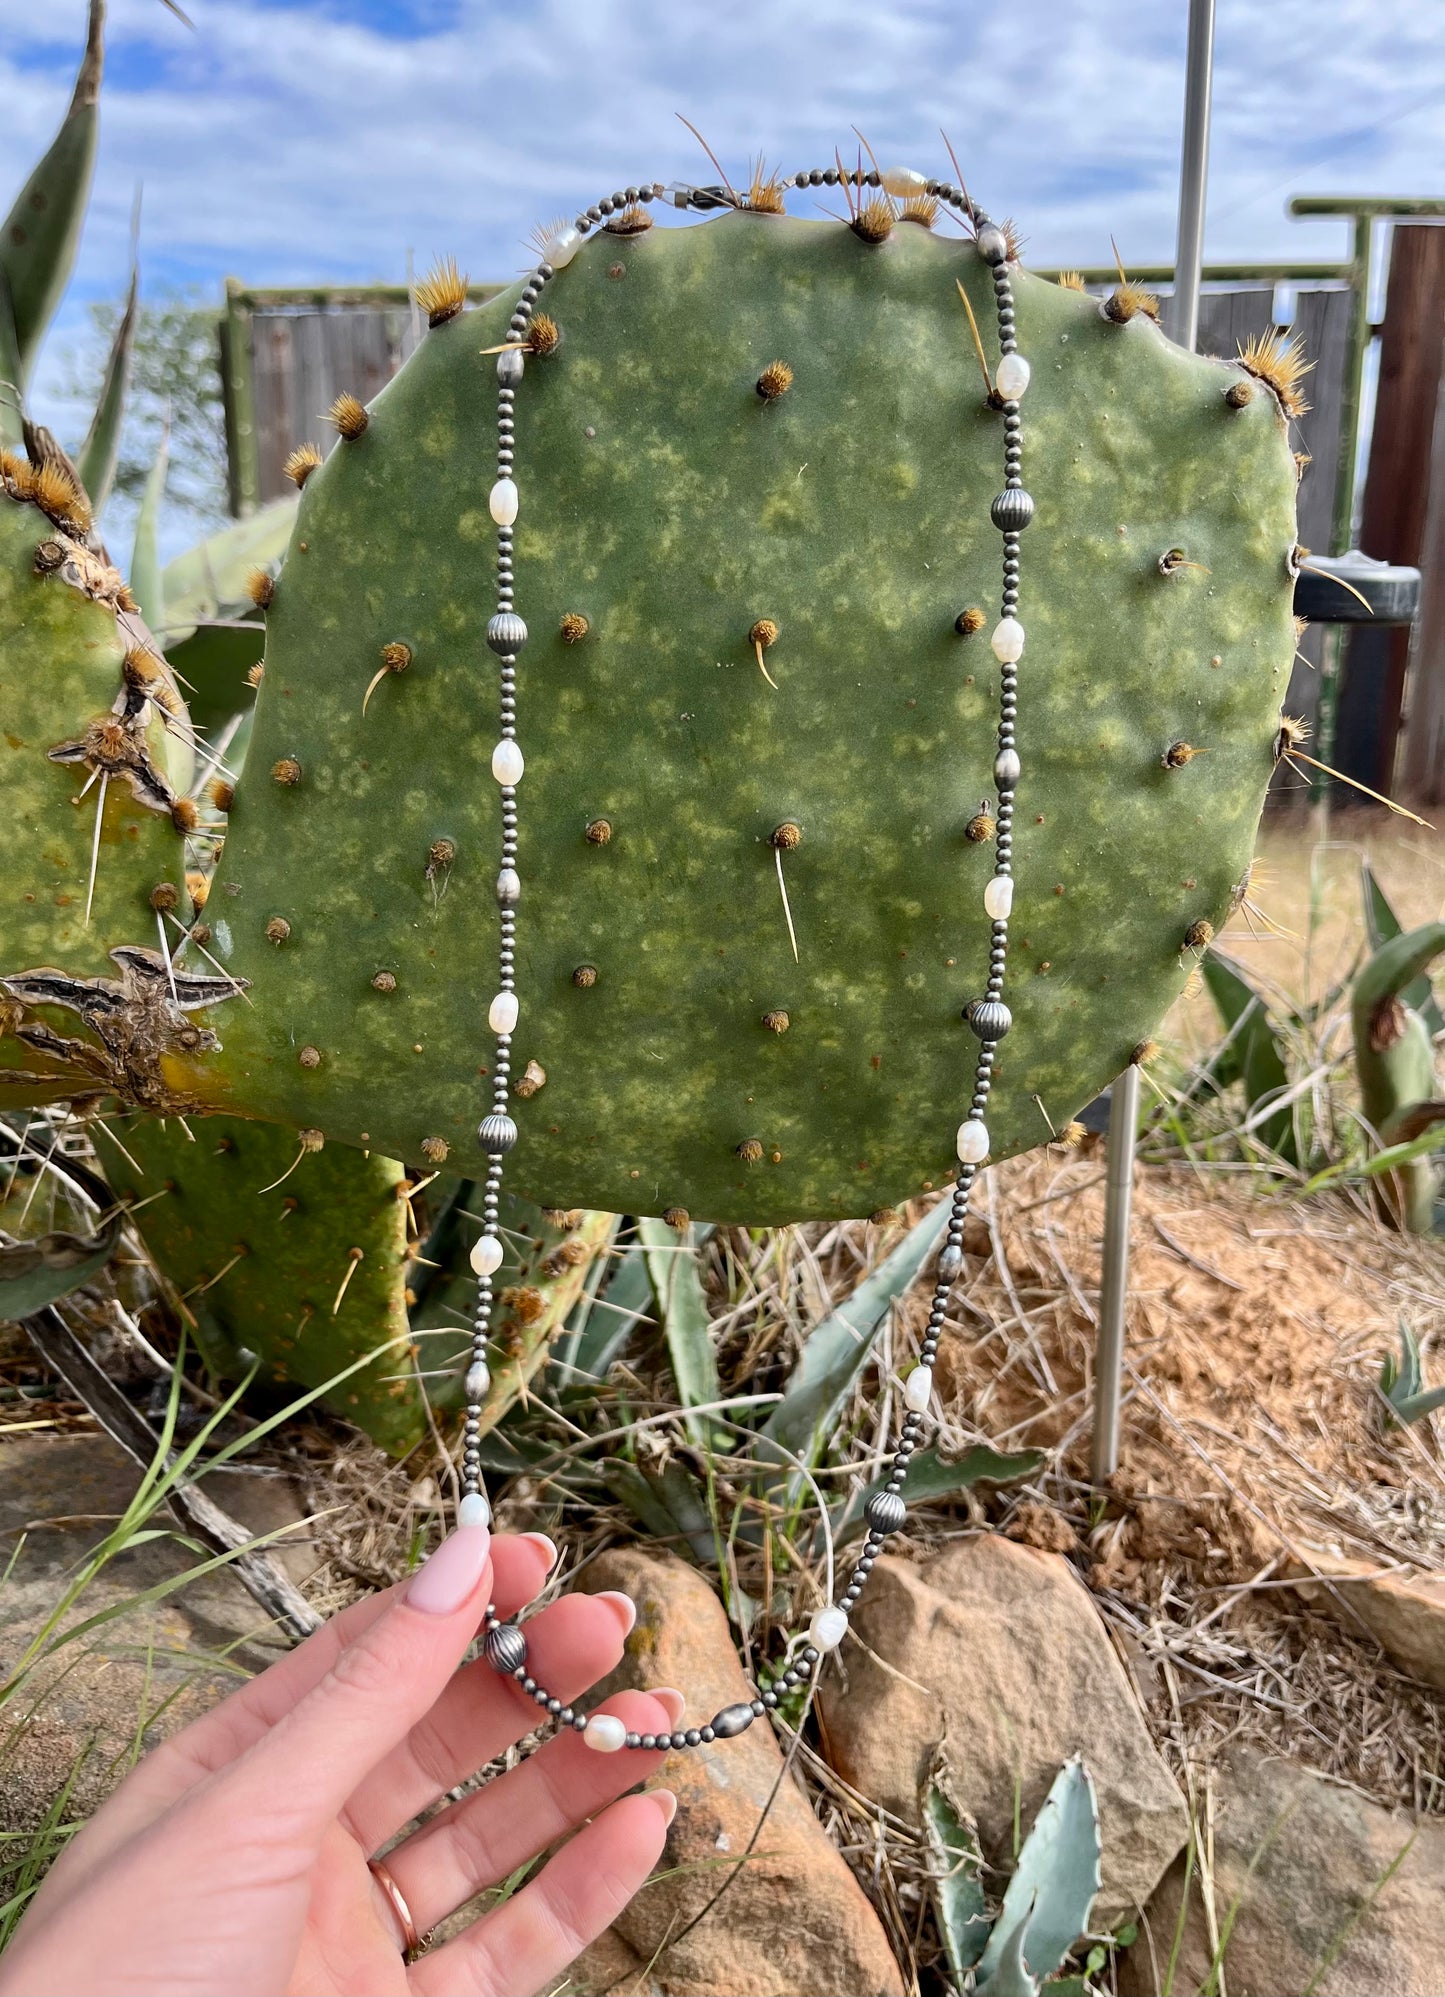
459, 164, 1029, 1758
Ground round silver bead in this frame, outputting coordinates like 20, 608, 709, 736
965, 997, 1013, 1042
487, 612, 528, 655
865, 1490, 908, 1537
991, 488, 1035, 532
483, 1623, 527, 1674
976, 222, 1009, 264
478, 1112, 519, 1155
994, 747, 1022, 790
496, 867, 521, 905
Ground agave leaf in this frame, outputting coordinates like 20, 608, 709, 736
1201, 954, 1297, 1163
76, 261, 139, 515
0, 1144, 120, 1320
1361, 860, 1445, 1038
923, 1764, 991, 1981
129, 427, 169, 633
159, 497, 295, 737
1381, 1319, 1445, 1426
639, 1216, 719, 1444
761, 1199, 950, 1463
824, 1444, 1044, 1551
0, 0, 103, 376
976, 1759, 1101, 1992
979, 1912, 1042, 1997
602, 1457, 716, 1564
0, 269, 23, 452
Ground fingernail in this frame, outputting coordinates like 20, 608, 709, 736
652, 1686, 685, 1725
648, 1788, 678, 1828
520, 1531, 558, 1570
407, 1522, 492, 1618
596, 1590, 637, 1636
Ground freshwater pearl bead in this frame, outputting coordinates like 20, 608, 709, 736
991, 616, 1025, 663
904, 1364, 934, 1411
995, 351, 1031, 399
492, 738, 524, 784
458, 1491, 491, 1529
488, 991, 519, 1034
470, 1233, 504, 1276
809, 1606, 848, 1652
583, 1713, 628, 1752
956, 1118, 990, 1164
496, 867, 521, 905
542, 227, 581, 268
984, 875, 1014, 920
464, 1360, 491, 1402
881, 165, 926, 196
488, 477, 519, 526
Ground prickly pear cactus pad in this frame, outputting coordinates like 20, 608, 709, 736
5, 211, 1299, 1224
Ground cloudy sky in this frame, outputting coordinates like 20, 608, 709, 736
7, 0, 1443, 304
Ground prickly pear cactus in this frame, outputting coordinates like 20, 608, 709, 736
2, 210, 1299, 1225
108, 1113, 614, 1453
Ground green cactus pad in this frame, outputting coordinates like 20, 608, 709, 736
107, 1112, 614, 1453
6, 213, 1300, 1223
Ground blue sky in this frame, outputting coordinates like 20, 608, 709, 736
5, 0, 1443, 517
8, 0, 1443, 299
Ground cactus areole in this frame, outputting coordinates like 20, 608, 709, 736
1, 164, 1298, 1236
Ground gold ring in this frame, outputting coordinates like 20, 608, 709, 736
368, 1856, 433, 1962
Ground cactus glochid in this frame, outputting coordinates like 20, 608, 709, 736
1, 184, 1298, 1226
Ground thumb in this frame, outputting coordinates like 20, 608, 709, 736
210, 1518, 494, 1839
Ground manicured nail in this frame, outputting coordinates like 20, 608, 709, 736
652, 1687, 685, 1725
596, 1589, 637, 1636
407, 1522, 492, 1617
648, 1788, 678, 1827
520, 1531, 558, 1569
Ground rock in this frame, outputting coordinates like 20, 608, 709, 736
816, 1535, 1188, 1927
0, 1433, 320, 1837
571, 1548, 905, 1997
1288, 1546, 1445, 1693
1120, 1746, 1445, 1997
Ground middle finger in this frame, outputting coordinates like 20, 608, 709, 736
342, 1589, 639, 1852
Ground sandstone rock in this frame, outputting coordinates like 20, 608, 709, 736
1288, 1546, 1445, 1693
571, 1548, 905, 1997
0, 1433, 320, 1837
816, 1535, 1188, 1927
1120, 1745, 1445, 1997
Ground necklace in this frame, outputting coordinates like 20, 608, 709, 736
458, 162, 1028, 1756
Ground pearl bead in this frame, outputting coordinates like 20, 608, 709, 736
496, 867, 520, 905
984, 875, 1014, 920
458, 1491, 491, 1530
583, 1713, 628, 1752
991, 616, 1025, 663
809, 1606, 848, 1652
488, 991, 519, 1035
881, 165, 926, 196
488, 477, 519, 526
464, 1360, 491, 1402
470, 1233, 504, 1276
542, 227, 581, 268
995, 352, 1031, 399
492, 739, 524, 785
956, 1118, 990, 1164
905, 1364, 934, 1412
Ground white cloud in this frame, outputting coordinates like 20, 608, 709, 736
4, 0, 1441, 313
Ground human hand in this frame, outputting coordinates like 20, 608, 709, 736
0, 1521, 679, 1996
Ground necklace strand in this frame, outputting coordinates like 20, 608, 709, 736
460, 165, 1029, 1755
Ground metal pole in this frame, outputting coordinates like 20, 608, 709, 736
1092, 1, 1214, 1482
1091, 1064, 1140, 1483
1164, 0, 1216, 351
